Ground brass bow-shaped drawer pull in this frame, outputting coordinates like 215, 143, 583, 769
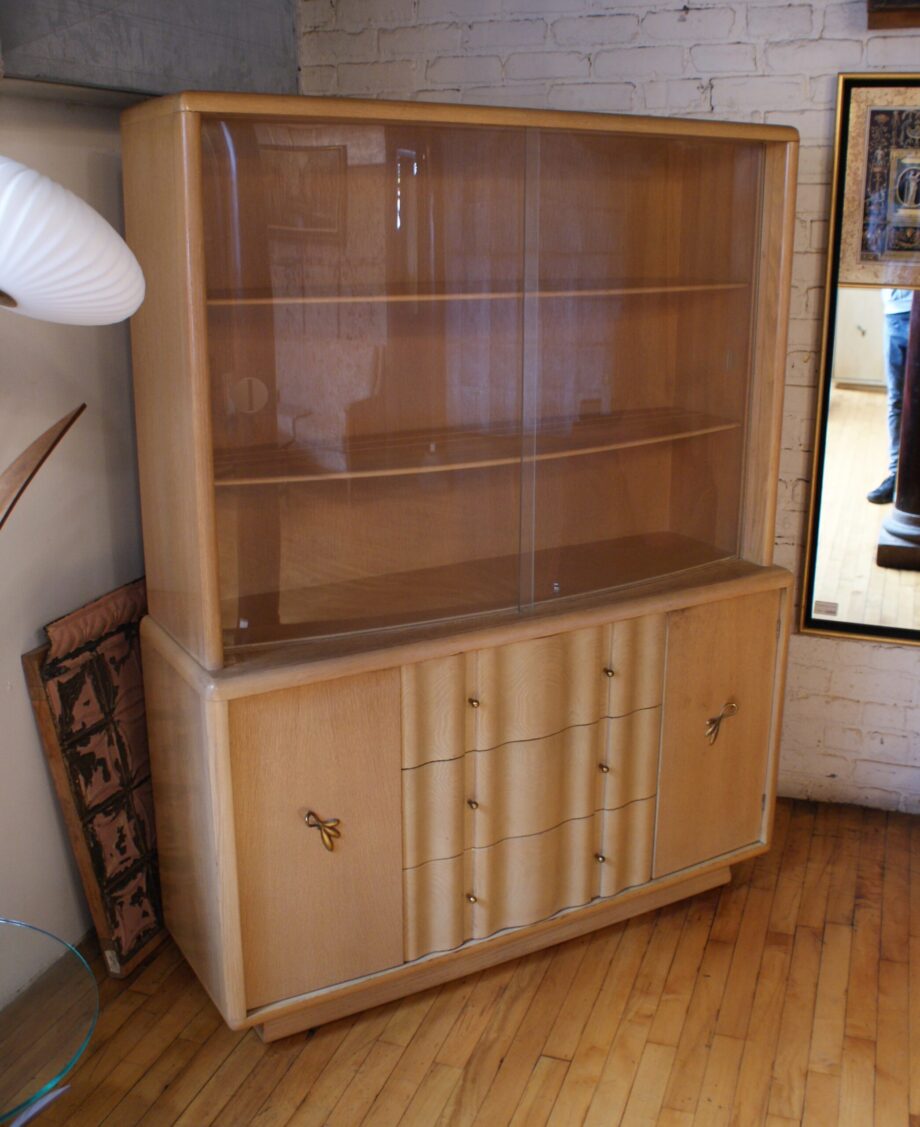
705, 701, 739, 745
304, 810, 342, 852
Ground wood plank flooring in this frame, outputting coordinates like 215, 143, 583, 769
7, 798, 920, 1125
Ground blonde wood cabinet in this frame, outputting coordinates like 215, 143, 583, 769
141, 571, 790, 1040
123, 93, 797, 1040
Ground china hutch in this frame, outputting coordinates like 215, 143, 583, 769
121, 93, 797, 1040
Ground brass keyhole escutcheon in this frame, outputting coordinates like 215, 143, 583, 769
304, 810, 342, 852
705, 701, 739, 745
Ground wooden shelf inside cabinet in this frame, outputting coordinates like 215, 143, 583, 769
205, 280, 749, 308
222, 531, 731, 646
213, 408, 742, 487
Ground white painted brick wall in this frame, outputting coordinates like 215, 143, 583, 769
299, 0, 920, 813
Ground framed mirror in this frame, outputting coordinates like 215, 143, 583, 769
803, 73, 920, 643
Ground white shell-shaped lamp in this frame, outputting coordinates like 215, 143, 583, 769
0, 155, 144, 325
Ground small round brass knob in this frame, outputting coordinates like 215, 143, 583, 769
598, 763, 610, 774
467, 799, 479, 810
467, 893, 478, 903
468, 697, 481, 709
595, 853, 606, 864
603, 667, 615, 678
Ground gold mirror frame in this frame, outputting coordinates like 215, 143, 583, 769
803, 73, 920, 644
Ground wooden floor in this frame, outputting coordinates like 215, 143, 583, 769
10, 797, 920, 1126
812, 386, 920, 630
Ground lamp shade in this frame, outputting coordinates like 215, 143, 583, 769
0, 155, 144, 326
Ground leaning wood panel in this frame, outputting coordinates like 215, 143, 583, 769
140, 637, 245, 1025
229, 671, 404, 1009
122, 109, 223, 669
654, 589, 782, 877
474, 626, 608, 749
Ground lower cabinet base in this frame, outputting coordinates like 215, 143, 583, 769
251, 862, 734, 1043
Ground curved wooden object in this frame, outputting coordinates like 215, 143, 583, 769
0, 404, 85, 531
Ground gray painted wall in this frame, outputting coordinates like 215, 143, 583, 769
0, 1, 300, 94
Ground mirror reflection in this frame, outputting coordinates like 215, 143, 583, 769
808, 286, 918, 633
803, 75, 920, 643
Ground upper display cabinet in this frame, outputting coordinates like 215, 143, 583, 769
121, 94, 797, 671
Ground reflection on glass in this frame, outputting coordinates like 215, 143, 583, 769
197, 117, 767, 649
0, 919, 98, 1123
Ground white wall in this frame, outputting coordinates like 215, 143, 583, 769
299, 0, 920, 812
0, 85, 143, 998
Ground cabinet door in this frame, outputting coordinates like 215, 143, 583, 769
654, 590, 782, 877
229, 670, 403, 1008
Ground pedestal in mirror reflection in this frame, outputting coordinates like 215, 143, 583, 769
878, 295, 920, 568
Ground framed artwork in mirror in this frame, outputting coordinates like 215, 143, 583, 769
803, 74, 920, 644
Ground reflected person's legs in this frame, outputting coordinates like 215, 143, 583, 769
885, 310, 910, 475
868, 309, 911, 503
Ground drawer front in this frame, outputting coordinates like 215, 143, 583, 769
602, 706, 661, 810
470, 722, 605, 848
608, 614, 666, 718
404, 855, 469, 962
403, 707, 661, 868
598, 797, 656, 897
401, 614, 667, 770
470, 814, 600, 938
404, 796, 657, 960
230, 671, 404, 1009
403, 755, 467, 870
401, 653, 471, 770
473, 626, 610, 748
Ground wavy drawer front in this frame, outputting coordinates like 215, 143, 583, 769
470, 814, 599, 939
404, 854, 469, 961
474, 625, 609, 748
598, 797, 655, 897
401, 653, 471, 769
608, 613, 666, 717
403, 754, 467, 869
404, 797, 657, 960
470, 721, 605, 848
602, 707, 661, 809
403, 708, 661, 866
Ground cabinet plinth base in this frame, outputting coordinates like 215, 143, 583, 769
253, 863, 734, 1043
